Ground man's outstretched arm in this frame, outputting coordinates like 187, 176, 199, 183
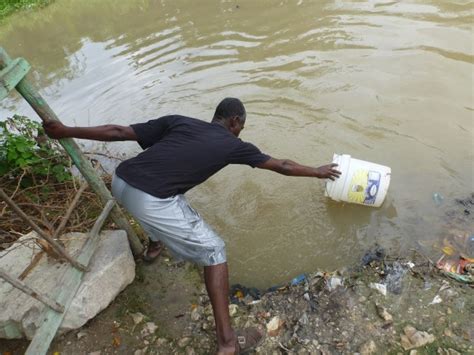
42, 119, 137, 141
256, 158, 341, 180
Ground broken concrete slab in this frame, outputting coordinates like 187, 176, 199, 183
0, 230, 135, 339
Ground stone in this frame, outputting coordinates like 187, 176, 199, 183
178, 336, 192, 348
437, 348, 461, 355
156, 338, 168, 347
88, 352, 101, 355
190, 306, 202, 321
360, 340, 377, 355
134, 348, 148, 355
375, 304, 393, 322
130, 312, 145, 325
185, 346, 196, 355
141, 322, 158, 337
400, 325, 436, 350
0, 230, 135, 339
77, 331, 87, 340
298, 313, 309, 325
444, 328, 453, 337
229, 304, 238, 317
267, 316, 284, 337
369, 283, 387, 296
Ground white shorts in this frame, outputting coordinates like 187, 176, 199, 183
111, 174, 226, 266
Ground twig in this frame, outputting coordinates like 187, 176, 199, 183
83, 151, 124, 161
0, 169, 26, 216
409, 248, 435, 266
278, 341, 291, 352
0, 269, 64, 313
18, 251, 45, 280
9, 168, 26, 201
0, 188, 87, 271
53, 180, 88, 238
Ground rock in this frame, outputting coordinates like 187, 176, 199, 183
437, 348, 461, 355
298, 313, 309, 325
185, 346, 196, 355
400, 325, 435, 350
375, 304, 393, 322
267, 316, 284, 337
409, 351, 418, 355
141, 322, 158, 337
204, 305, 213, 316
77, 331, 87, 340
134, 347, 148, 355
130, 312, 145, 325
360, 340, 377, 355
0, 231, 135, 339
156, 337, 168, 347
444, 328, 454, 337
369, 283, 387, 296
178, 336, 192, 348
88, 352, 101, 355
190, 306, 202, 321
229, 304, 238, 317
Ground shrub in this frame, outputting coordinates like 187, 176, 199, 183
0, 115, 71, 182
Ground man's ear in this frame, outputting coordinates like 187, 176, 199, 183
230, 116, 240, 128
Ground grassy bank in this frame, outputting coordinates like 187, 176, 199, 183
0, 0, 53, 20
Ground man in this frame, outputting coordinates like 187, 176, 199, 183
43, 98, 341, 354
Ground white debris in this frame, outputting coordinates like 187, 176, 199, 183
369, 283, 387, 296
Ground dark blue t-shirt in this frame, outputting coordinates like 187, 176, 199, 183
115, 115, 270, 198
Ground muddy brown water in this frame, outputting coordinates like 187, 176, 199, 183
1, 0, 472, 288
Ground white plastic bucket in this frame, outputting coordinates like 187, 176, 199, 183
325, 154, 391, 207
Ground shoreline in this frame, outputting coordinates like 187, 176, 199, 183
1, 247, 472, 354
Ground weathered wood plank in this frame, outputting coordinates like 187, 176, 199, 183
25, 199, 115, 355
0, 57, 30, 100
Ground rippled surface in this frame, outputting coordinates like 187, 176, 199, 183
1, 0, 473, 287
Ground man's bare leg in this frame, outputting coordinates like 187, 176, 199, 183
204, 262, 236, 353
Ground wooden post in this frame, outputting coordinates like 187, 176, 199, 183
0, 48, 144, 256
25, 199, 116, 355
0, 188, 87, 272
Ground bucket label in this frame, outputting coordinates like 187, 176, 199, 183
347, 170, 381, 205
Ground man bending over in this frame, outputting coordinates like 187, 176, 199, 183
43, 98, 341, 354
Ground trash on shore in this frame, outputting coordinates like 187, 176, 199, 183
436, 229, 474, 284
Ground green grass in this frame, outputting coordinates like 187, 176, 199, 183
0, 0, 53, 20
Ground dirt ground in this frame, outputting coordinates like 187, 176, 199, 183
0, 249, 208, 354
1, 246, 472, 355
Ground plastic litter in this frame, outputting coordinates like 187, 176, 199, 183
361, 246, 385, 266
290, 273, 307, 286
230, 284, 261, 304
326, 276, 343, 291
436, 229, 474, 284
429, 295, 442, 305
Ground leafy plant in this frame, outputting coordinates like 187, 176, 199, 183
0, 115, 71, 182
0, 0, 53, 20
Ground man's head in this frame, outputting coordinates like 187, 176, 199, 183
212, 97, 246, 137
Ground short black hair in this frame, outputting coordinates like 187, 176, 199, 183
213, 98, 246, 122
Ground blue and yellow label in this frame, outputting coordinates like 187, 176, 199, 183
347, 169, 381, 205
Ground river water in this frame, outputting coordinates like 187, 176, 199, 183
1, 0, 472, 288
